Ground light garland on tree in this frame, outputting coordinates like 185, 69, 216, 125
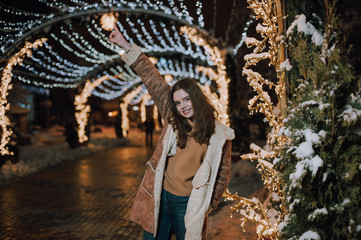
180, 25, 230, 125
223, 188, 279, 237
223, 0, 289, 239
0, 38, 47, 155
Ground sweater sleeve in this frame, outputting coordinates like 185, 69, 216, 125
121, 44, 172, 119
210, 139, 232, 209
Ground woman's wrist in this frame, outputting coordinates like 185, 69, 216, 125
121, 43, 131, 53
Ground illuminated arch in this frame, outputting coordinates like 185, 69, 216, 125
181, 26, 230, 125
140, 94, 153, 123
1, 5, 232, 145
0, 38, 47, 156
74, 75, 122, 143
120, 86, 144, 137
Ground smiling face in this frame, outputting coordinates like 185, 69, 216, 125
173, 89, 194, 119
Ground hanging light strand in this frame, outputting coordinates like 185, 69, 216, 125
232, 16, 255, 55
180, 26, 230, 125
15, 75, 78, 89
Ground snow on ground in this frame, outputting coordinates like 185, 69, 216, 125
0, 125, 129, 187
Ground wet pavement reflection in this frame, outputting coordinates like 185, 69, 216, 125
0, 142, 152, 239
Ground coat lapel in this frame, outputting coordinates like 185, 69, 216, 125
153, 124, 177, 234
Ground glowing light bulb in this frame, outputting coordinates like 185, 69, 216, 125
164, 74, 173, 83
100, 13, 117, 31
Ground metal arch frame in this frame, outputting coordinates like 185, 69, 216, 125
1, 6, 218, 63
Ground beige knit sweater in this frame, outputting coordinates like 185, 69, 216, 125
163, 135, 207, 196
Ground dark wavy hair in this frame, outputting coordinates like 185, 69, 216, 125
168, 78, 217, 148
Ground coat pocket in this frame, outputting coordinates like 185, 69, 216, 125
192, 161, 211, 189
141, 159, 157, 196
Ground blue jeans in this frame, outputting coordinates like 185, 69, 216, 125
143, 189, 189, 240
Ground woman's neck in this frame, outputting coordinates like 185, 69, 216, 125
186, 118, 197, 134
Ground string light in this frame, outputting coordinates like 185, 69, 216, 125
140, 94, 152, 122
38, 42, 92, 72
25, 55, 90, 78
153, 104, 160, 130
61, 27, 111, 60
0, 38, 47, 155
120, 85, 143, 137
88, 20, 121, 52
50, 27, 117, 64
196, 1, 204, 28
232, 16, 255, 55
156, 58, 200, 81
130, 87, 148, 105
0, 1, 235, 156
91, 68, 141, 100
18, 61, 84, 82
223, 189, 279, 236
181, 26, 230, 125
199, 84, 224, 119
1, 0, 206, 56
224, 0, 289, 239
15, 75, 78, 88
1, 1, 213, 97
74, 74, 121, 143
100, 12, 117, 31
164, 74, 173, 83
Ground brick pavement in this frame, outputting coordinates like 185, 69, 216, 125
0, 143, 154, 240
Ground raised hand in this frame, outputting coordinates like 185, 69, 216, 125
109, 22, 131, 52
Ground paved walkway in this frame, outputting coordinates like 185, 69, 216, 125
0, 132, 157, 239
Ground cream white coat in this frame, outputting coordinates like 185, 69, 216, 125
152, 121, 234, 240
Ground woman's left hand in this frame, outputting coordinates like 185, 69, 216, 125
108, 22, 131, 52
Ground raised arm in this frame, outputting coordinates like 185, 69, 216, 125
109, 22, 131, 52
109, 23, 171, 119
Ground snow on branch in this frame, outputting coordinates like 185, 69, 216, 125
286, 14, 324, 46
339, 104, 361, 127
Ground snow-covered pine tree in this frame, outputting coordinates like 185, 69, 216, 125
278, 0, 361, 239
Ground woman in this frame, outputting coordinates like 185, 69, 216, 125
109, 22, 234, 240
